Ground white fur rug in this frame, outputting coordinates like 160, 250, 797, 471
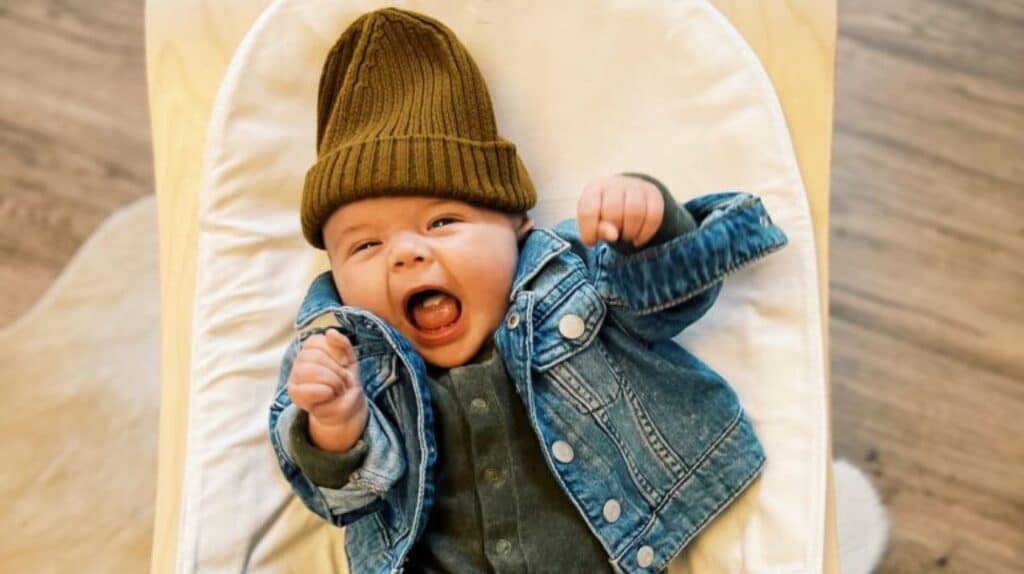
0, 195, 160, 573
0, 195, 887, 573
835, 459, 891, 573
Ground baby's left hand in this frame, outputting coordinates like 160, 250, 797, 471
577, 174, 664, 247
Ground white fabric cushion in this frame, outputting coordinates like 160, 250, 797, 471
184, 0, 827, 571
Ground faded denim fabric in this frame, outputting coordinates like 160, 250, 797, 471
268, 191, 789, 574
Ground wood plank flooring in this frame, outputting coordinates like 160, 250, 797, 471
831, 1, 1023, 572
0, 0, 151, 325
1, 1, 1021, 572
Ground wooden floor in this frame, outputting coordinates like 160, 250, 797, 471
1, 1, 1021, 572
831, 1, 1023, 572
0, 0, 152, 322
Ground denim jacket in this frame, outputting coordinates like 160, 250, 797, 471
269, 191, 789, 574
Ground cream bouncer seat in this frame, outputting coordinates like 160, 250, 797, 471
145, 0, 839, 572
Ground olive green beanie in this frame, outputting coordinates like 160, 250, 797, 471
301, 7, 537, 249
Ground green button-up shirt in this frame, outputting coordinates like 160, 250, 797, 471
408, 338, 614, 573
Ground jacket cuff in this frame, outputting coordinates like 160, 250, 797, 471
610, 172, 698, 255
286, 407, 369, 489
597, 192, 788, 314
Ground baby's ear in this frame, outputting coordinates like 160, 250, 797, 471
515, 214, 534, 241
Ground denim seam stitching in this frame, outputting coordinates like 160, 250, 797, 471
633, 239, 787, 316
596, 408, 663, 505
643, 452, 765, 572
618, 379, 689, 478
611, 408, 746, 563
547, 362, 602, 413
645, 451, 765, 574
534, 272, 587, 325
595, 341, 687, 476
373, 511, 392, 549
655, 408, 743, 511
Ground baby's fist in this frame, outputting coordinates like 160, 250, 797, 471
287, 328, 368, 452
577, 174, 664, 247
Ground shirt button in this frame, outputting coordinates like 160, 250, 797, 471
470, 398, 489, 413
637, 545, 654, 568
495, 539, 512, 554
551, 440, 574, 463
558, 314, 585, 339
506, 312, 520, 329
483, 467, 504, 485
603, 499, 621, 523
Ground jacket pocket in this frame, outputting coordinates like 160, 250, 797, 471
531, 279, 607, 369
532, 280, 620, 414
543, 353, 622, 414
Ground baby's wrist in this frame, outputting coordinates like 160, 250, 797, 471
308, 414, 366, 454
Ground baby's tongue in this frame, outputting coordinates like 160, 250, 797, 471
412, 292, 460, 330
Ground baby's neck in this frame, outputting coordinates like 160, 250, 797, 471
425, 336, 497, 377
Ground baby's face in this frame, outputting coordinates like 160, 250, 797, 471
323, 196, 533, 369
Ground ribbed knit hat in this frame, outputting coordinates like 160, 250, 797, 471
301, 7, 537, 249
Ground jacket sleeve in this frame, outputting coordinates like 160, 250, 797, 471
554, 175, 789, 343
268, 333, 406, 527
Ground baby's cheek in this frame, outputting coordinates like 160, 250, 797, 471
335, 267, 385, 311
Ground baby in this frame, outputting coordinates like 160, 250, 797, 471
269, 7, 789, 574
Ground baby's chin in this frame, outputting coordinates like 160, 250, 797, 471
417, 338, 482, 370
411, 323, 497, 370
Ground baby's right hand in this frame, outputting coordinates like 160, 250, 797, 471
286, 328, 369, 453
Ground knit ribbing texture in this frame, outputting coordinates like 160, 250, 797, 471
301, 7, 536, 249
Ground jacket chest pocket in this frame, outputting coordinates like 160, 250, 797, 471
532, 281, 620, 413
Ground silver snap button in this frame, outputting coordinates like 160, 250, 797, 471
470, 398, 489, 413
637, 545, 654, 567
603, 499, 621, 523
496, 539, 512, 554
506, 312, 520, 329
558, 314, 585, 339
552, 440, 574, 463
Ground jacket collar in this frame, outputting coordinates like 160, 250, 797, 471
293, 227, 570, 331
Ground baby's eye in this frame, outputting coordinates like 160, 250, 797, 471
351, 240, 379, 254
429, 217, 459, 229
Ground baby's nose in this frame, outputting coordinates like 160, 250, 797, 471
392, 253, 426, 268
389, 238, 432, 269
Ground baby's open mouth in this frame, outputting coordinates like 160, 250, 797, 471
405, 289, 462, 332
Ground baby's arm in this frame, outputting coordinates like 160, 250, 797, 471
269, 328, 405, 526
281, 329, 369, 488
559, 172, 789, 342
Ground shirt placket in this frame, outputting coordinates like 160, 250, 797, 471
449, 359, 526, 572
